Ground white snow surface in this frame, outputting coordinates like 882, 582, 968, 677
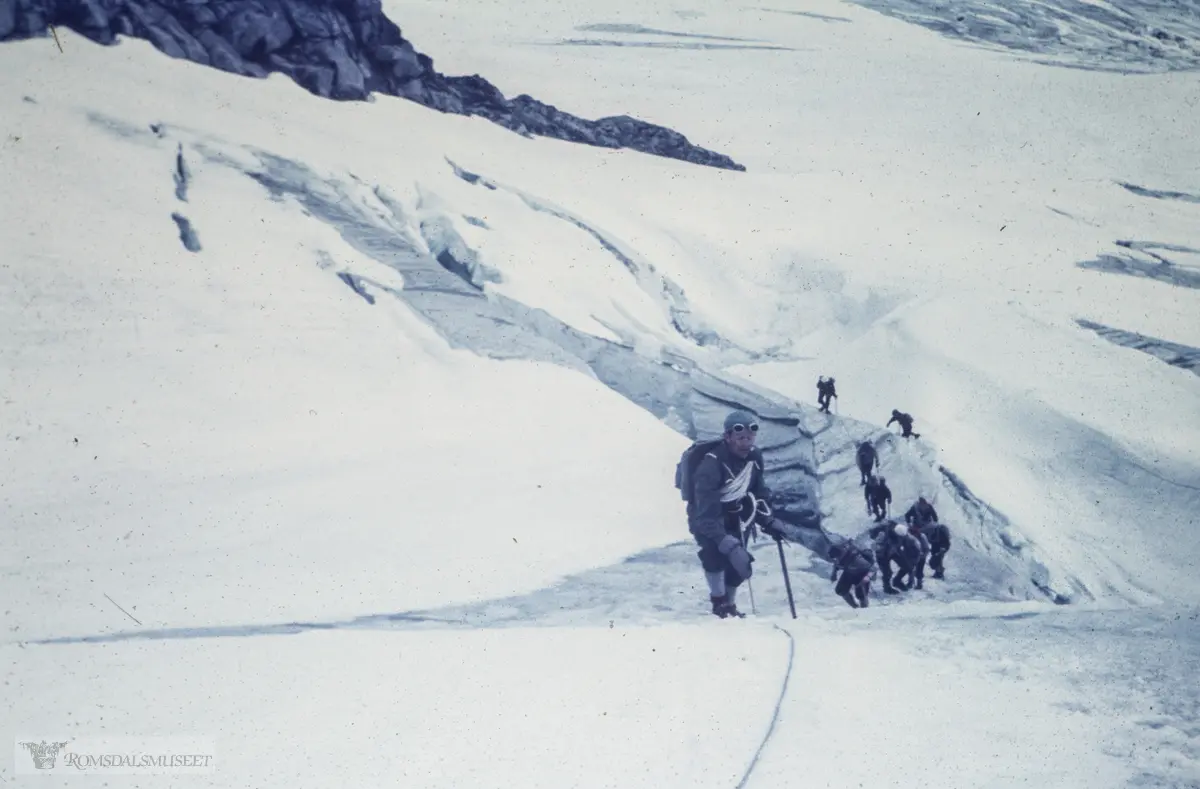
2, 0, 1199, 785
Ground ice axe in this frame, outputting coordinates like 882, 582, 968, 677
739, 524, 758, 615
775, 535, 797, 619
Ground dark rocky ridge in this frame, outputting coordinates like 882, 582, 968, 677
0, 0, 745, 171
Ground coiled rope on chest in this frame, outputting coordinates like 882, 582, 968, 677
719, 459, 773, 539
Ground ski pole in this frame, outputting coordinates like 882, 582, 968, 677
775, 536, 797, 619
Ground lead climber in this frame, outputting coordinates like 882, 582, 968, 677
677, 409, 780, 618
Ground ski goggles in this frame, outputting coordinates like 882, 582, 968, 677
728, 422, 759, 434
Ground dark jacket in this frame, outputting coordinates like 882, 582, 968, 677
865, 480, 892, 507
905, 500, 939, 527
887, 412, 914, 431
892, 534, 922, 566
855, 442, 878, 471
872, 528, 920, 567
687, 442, 771, 546
831, 543, 874, 578
924, 523, 951, 552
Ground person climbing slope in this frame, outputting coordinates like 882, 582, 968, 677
817, 377, 838, 413
828, 540, 874, 608
856, 441, 879, 485
887, 409, 921, 438
870, 521, 922, 593
678, 409, 778, 618
924, 521, 952, 580
865, 475, 892, 522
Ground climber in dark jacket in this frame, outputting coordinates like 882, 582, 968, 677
865, 475, 892, 522
817, 377, 837, 413
687, 410, 776, 618
855, 441, 879, 486
905, 497, 939, 528
887, 409, 920, 438
869, 521, 898, 593
871, 521, 922, 592
828, 541, 873, 608
924, 522, 952, 579
903, 497, 938, 587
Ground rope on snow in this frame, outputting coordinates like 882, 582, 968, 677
733, 622, 796, 789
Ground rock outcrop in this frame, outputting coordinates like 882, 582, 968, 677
0, 0, 745, 170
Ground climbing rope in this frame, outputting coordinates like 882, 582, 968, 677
732, 622, 796, 789
740, 492, 773, 544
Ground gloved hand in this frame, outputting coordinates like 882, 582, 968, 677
761, 518, 785, 541
718, 534, 754, 580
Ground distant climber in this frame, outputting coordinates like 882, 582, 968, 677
904, 496, 939, 529
828, 541, 873, 608
855, 441, 879, 485
865, 475, 892, 522
904, 497, 939, 588
924, 521, 952, 580
887, 409, 920, 438
678, 409, 779, 618
870, 521, 922, 592
817, 377, 838, 413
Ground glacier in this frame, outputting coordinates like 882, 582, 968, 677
2, 0, 1198, 785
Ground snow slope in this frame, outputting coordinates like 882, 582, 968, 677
392, 0, 1200, 603
3, 0, 1200, 785
0, 44, 698, 643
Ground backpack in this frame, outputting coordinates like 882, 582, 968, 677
674, 439, 724, 501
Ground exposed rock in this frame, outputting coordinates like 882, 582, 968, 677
1, 0, 745, 170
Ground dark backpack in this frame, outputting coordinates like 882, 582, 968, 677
674, 439, 723, 501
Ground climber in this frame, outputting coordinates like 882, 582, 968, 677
924, 521, 952, 580
904, 496, 939, 529
902, 497, 939, 588
870, 521, 922, 592
828, 540, 874, 608
817, 377, 838, 413
680, 409, 778, 618
865, 475, 892, 522
887, 409, 920, 438
855, 441, 879, 485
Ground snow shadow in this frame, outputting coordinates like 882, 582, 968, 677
759, 8, 854, 23
170, 212, 201, 252
552, 39, 798, 51
336, 271, 376, 304
1078, 241, 1200, 290
1120, 182, 1200, 204
575, 23, 763, 42
1077, 319, 1200, 377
